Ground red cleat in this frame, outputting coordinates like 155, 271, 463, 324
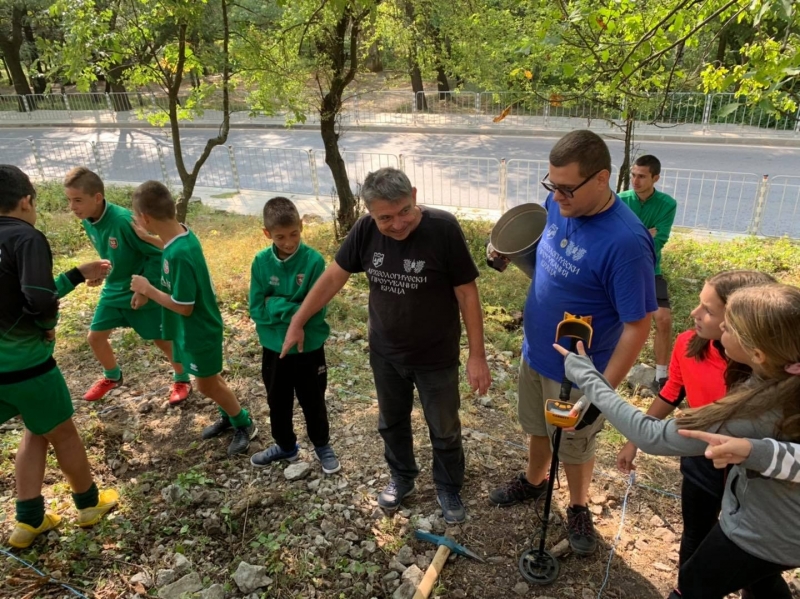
169, 381, 192, 405
83, 376, 123, 401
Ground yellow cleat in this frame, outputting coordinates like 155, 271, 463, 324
77, 488, 119, 527
8, 511, 62, 549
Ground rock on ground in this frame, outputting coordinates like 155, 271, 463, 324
233, 561, 273, 593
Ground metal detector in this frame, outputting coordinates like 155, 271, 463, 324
518, 312, 593, 585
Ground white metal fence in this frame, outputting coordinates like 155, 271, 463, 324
1, 90, 798, 135
1, 138, 797, 238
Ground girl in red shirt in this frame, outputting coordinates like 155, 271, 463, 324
616, 270, 776, 589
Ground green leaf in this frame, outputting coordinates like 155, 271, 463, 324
717, 101, 743, 117
563, 63, 575, 77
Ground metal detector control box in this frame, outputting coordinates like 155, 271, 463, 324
544, 313, 593, 429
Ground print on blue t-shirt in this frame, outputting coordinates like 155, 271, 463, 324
522, 193, 657, 382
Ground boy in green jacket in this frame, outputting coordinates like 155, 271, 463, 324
619, 155, 677, 390
129, 181, 256, 457
64, 167, 191, 404
248, 197, 339, 474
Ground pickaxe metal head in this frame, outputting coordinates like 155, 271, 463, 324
414, 530, 485, 562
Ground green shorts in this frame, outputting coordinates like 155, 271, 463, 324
0, 367, 75, 435
90, 299, 164, 340
174, 340, 223, 378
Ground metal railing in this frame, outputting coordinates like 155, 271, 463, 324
1, 90, 798, 135
1, 138, 797, 238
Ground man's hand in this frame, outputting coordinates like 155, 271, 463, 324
131, 292, 149, 310
617, 441, 638, 473
43, 329, 56, 342
86, 278, 104, 287
677, 429, 753, 468
130, 275, 153, 296
280, 320, 305, 358
648, 227, 657, 237
78, 259, 111, 282
466, 355, 492, 395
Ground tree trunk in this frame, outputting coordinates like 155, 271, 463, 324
616, 115, 635, 193
22, 22, 46, 94
321, 106, 358, 236
410, 63, 427, 110
436, 66, 449, 99
106, 63, 132, 111
0, 7, 33, 100
716, 28, 728, 65
365, 42, 383, 73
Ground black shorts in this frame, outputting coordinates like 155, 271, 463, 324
655, 275, 671, 309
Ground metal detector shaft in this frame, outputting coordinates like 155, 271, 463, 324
536, 337, 578, 556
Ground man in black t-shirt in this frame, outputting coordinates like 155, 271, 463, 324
282, 167, 491, 524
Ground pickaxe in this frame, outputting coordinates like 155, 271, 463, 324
412, 530, 484, 599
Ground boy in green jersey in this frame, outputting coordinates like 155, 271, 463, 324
64, 167, 191, 404
248, 198, 339, 474
618, 155, 678, 391
0, 165, 118, 549
129, 181, 257, 456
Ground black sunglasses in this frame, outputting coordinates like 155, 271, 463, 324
541, 170, 602, 199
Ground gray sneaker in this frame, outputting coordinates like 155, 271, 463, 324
227, 421, 258, 457
377, 479, 415, 511
437, 490, 466, 524
567, 504, 598, 555
314, 444, 341, 474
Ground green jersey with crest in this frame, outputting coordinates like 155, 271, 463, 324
160, 227, 223, 349
82, 201, 162, 309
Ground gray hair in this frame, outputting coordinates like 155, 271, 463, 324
361, 167, 413, 207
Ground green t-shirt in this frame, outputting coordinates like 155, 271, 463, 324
618, 188, 677, 275
160, 227, 223, 349
83, 202, 162, 309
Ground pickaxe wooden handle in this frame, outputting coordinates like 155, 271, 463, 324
412, 544, 451, 599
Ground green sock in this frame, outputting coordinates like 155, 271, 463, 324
16, 495, 45, 528
72, 482, 99, 510
103, 366, 122, 381
173, 371, 191, 383
229, 408, 251, 429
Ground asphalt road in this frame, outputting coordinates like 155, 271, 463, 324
1, 127, 798, 236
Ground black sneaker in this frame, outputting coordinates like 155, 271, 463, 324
202, 417, 232, 440
437, 490, 466, 524
227, 421, 258, 457
567, 504, 597, 555
377, 479, 415, 511
489, 473, 547, 506
650, 377, 668, 394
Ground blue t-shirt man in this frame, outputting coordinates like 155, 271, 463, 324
523, 193, 658, 380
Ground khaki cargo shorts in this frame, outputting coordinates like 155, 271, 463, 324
517, 358, 606, 465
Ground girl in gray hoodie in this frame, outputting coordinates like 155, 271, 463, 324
556, 283, 800, 599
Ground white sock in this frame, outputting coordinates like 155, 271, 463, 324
656, 365, 668, 380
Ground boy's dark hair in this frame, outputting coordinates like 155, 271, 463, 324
64, 166, 104, 196
263, 197, 301, 230
132, 180, 176, 220
549, 130, 611, 177
0, 165, 36, 214
633, 155, 661, 177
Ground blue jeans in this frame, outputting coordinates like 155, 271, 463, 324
370, 352, 464, 493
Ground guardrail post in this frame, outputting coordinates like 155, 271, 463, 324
398, 153, 406, 172
308, 149, 320, 201
105, 92, 114, 112
702, 94, 713, 132
543, 102, 550, 128
29, 138, 45, 180
21, 95, 30, 113
90, 142, 104, 178
156, 143, 170, 184
794, 107, 800, 135
749, 174, 769, 235
227, 145, 241, 191
499, 158, 508, 213
63, 93, 71, 121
